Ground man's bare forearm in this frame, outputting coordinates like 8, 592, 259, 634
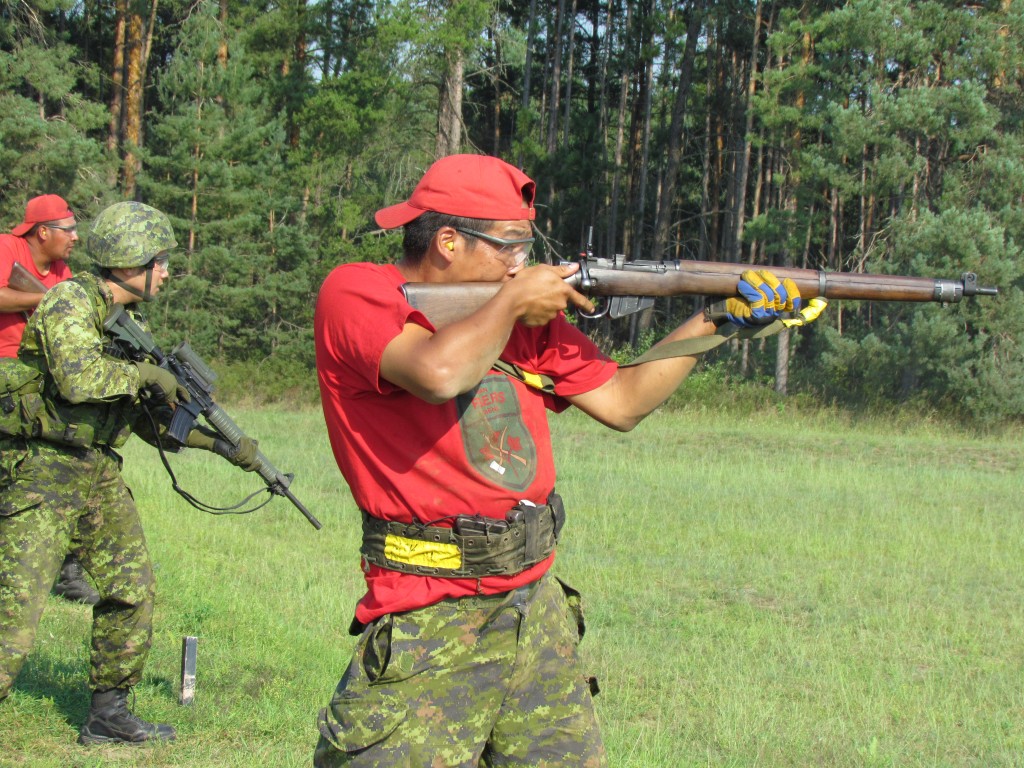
0, 286, 43, 313
568, 311, 715, 432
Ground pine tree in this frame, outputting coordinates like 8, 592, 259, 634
0, 0, 113, 231
139, 1, 309, 368
757, 0, 1024, 418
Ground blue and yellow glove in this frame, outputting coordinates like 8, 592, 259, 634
721, 269, 797, 326
781, 297, 828, 327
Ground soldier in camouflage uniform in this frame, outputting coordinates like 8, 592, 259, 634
0, 201, 256, 745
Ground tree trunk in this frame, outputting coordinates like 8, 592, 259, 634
546, 0, 567, 154
608, 3, 631, 256
517, 0, 538, 170
606, 1, 631, 253
774, 327, 790, 394
652, 0, 703, 262
698, 108, 712, 260
630, 54, 654, 262
119, 0, 158, 198
189, 61, 203, 266
218, 0, 229, 68
731, 0, 764, 262
749, 139, 765, 263
491, 56, 502, 155
560, 0, 578, 149
522, 0, 537, 112
289, 1, 307, 149
705, 21, 725, 258
435, 47, 465, 158
106, 0, 127, 183
121, 7, 144, 197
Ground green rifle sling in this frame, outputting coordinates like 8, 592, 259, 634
621, 319, 787, 367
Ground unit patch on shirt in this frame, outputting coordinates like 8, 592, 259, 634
455, 372, 537, 492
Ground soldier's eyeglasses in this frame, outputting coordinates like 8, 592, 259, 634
455, 227, 535, 266
148, 255, 170, 271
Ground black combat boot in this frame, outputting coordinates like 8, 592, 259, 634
51, 554, 100, 605
77, 688, 177, 745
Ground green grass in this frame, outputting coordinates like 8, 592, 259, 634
1, 405, 1022, 766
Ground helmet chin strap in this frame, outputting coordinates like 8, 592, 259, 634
107, 264, 156, 302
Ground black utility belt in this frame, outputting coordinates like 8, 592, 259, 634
360, 492, 566, 578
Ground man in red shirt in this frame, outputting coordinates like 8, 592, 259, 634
0, 195, 75, 356
313, 155, 817, 767
0, 194, 98, 605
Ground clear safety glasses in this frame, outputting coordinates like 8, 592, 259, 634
455, 227, 536, 267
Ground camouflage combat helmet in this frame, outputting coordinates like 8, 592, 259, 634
87, 201, 176, 269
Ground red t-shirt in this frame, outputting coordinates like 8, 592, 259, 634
0, 234, 72, 358
314, 262, 617, 622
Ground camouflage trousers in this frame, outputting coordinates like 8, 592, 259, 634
0, 439, 154, 699
314, 571, 607, 768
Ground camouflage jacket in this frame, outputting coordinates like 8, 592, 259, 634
18, 272, 145, 447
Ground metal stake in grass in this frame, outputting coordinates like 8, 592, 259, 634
180, 635, 198, 706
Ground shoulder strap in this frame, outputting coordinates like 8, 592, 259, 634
492, 359, 556, 393
621, 320, 786, 367
494, 319, 791, 377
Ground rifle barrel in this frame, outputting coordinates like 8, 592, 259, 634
652, 261, 992, 303
204, 402, 323, 529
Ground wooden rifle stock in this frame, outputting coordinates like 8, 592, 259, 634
401, 257, 998, 328
8, 261, 49, 294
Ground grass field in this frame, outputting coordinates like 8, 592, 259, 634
1, 404, 1022, 767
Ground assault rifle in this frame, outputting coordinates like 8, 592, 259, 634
9, 261, 321, 530
401, 243, 998, 327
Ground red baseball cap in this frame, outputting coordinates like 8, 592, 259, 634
11, 194, 75, 237
374, 154, 536, 229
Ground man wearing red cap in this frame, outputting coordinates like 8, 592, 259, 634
0, 195, 76, 356
0, 195, 99, 606
313, 154, 816, 766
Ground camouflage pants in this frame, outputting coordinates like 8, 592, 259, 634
0, 439, 154, 699
314, 571, 607, 768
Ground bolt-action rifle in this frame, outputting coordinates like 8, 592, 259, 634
400, 232, 998, 328
8, 261, 321, 530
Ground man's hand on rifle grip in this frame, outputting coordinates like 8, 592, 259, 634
134, 361, 190, 406
508, 263, 594, 326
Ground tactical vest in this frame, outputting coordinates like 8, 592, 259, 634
1, 274, 134, 449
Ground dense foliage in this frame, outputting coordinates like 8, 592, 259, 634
2, 0, 1022, 419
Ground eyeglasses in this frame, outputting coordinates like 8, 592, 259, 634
455, 227, 536, 266
43, 223, 77, 234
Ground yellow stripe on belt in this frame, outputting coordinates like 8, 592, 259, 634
383, 534, 462, 570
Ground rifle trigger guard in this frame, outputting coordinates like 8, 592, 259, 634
574, 258, 609, 320
576, 304, 609, 320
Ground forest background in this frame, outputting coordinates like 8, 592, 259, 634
2, 0, 1023, 422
